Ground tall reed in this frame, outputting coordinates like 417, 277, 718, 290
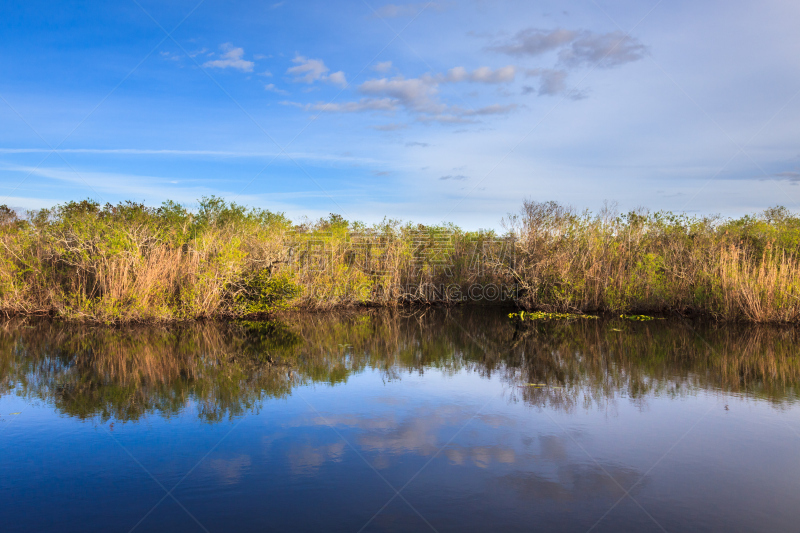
0, 199, 798, 322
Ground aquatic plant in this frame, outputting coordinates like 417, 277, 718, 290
619, 315, 664, 321
509, 311, 598, 321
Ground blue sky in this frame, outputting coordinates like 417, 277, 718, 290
1, 0, 799, 227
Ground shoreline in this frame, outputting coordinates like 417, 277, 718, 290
1, 303, 797, 326
2, 198, 799, 324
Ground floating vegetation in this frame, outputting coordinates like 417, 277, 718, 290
620, 314, 665, 321
509, 311, 598, 321
521, 383, 564, 389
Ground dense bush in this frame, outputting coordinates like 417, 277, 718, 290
0, 197, 798, 322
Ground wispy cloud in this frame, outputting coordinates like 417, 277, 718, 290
0, 148, 383, 164
774, 171, 800, 181
487, 28, 577, 56
372, 123, 407, 131
287, 55, 347, 86
482, 28, 644, 99
287, 55, 329, 83
560, 31, 647, 68
444, 66, 516, 83
292, 68, 519, 123
287, 97, 396, 113
526, 68, 567, 95
3, 165, 234, 203
359, 76, 440, 113
160, 51, 181, 62
359, 68, 517, 109
489, 27, 647, 69
373, 2, 446, 18
0, 164, 368, 213
327, 70, 347, 87
524, 68, 585, 99
439, 174, 468, 181
418, 104, 517, 124
203, 43, 255, 72
264, 83, 289, 95
373, 60, 393, 73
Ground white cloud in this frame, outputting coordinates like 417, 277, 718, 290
301, 98, 398, 113
373, 61, 393, 73
460, 104, 517, 116
288, 56, 347, 86
359, 75, 441, 112
355, 68, 516, 115
526, 68, 567, 95
264, 83, 289, 95
297, 69, 519, 123
327, 71, 347, 87
775, 171, 800, 181
525, 68, 587, 99
287, 55, 329, 83
372, 123, 407, 131
202, 43, 255, 72
374, 2, 446, 18
3, 165, 250, 205
419, 104, 518, 124
538, 69, 567, 95
488, 28, 577, 56
160, 51, 181, 61
358, 73, 518, 122
559, 31, 647, 69
445, 65, 516, 83
0, 148, 382, 164
489, 27, 646, 69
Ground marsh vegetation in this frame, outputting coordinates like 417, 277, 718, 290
0, 198, 799, 322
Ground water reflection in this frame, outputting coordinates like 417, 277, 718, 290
3, 310, 800, 532
0, 309, 798, 423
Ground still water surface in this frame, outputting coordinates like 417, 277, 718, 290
1, 310, 800, 532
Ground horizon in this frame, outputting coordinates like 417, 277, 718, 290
5, 195, 793, 233
2, 0, 799, 230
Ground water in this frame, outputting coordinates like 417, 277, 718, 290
1, 310, 799, 532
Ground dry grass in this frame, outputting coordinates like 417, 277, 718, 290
0, 199, 799, 322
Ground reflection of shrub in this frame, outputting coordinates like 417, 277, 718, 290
3, 310, 800, 423
235, 271, 301, 316
237, 319, 303, 362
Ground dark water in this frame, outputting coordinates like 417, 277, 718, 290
2, 310, 800, 532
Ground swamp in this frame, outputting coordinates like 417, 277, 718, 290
2, 309, 799, 531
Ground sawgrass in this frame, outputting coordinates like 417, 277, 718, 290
0, 198, 798, 322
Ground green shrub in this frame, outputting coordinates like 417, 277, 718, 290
235, 271, 301, 315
